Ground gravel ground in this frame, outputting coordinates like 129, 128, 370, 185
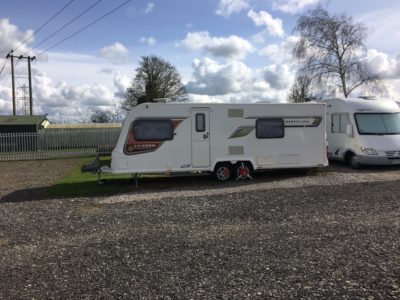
0, 159, 78, 201
0, 160, 400, 299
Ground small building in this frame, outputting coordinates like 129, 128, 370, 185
0, 115, 49, 133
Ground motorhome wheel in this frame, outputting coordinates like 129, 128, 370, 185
349, 154, 361, 169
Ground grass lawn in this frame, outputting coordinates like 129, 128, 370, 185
44, 157, 137, 198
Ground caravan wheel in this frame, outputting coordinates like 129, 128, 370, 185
235, 162, 254, 180
213, 163, 233, 181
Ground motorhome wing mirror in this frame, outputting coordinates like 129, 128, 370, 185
346, 124, 354, 137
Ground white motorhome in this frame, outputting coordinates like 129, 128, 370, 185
324, 97, 400, 167
99, 102, 328, 181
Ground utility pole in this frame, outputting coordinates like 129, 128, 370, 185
6, 50, 16, 115
6, 50, 36, 116
27, 56, 34, 116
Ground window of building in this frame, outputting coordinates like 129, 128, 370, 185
256, 118, 284, 139
134, 120, 173, 141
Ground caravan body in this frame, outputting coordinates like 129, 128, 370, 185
325, 98, 400, 167
105, 102, 327, 178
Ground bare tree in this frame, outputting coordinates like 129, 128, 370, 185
287, 75, 313, 103
293, 7, 379, 98
122, 55, 187, 110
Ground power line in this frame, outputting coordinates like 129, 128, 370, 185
38, 0, 132, 56
13, 0, 75, 52
0, 59, 6, 76
28, 0, 104, 54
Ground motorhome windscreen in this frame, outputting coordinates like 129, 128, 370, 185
134, 120, 173, 141
354, 113, 400, 135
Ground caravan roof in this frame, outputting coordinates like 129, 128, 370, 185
324, 98, 400, 114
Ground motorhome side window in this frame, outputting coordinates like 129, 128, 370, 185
134, 120, 173, 141
256, 118, 284, 138
331, 113, 350, 133
195, 113, 206, 132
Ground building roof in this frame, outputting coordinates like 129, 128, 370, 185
0, 115, 48, 126
46, 123, 122, 129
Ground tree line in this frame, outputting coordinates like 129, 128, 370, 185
91, 6, 381, 122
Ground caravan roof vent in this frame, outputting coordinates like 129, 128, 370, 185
358, 96, 377, 100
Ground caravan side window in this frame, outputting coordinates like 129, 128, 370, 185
256, 118, 284, 139
134, 120, 173, 141
195, 113, 206, 132
331, 113, 350, 133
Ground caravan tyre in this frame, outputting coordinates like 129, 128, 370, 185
213, 163, 233, 181
235, 162, 254, 179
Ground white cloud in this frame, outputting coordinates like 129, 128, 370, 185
186, 57, 254, 95
247, 9, 285, 38
185, 57, 296, 103
0, 85, 12, 112
22, 70, 126, 121
251, 32, 265, 44
263, 64, 294, 90
97, 67, 115, 74
143, 2, 154, 14
100, 42, 130, 65
0, 18, 34, 55
0, 19, 128, 121
113, 72, 131, 98
367, 49, 400, 80
258, 35, 299, 63
273, 0, 319, 14
215, 0, 250, 17
179, 31, 254, 60
357, 7, 400, 54
140, 36, 157, 46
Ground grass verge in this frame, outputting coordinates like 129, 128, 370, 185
44, 157, 135, 198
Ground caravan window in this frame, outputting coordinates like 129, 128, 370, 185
134, 120, 173, 141
256, 118, 284, 139
331, 113, 350, 133
195, 113, 206, 132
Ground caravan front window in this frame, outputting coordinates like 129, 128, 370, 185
355, 113, 400, 135
134, 120, 173, 141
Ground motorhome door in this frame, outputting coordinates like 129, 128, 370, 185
191, 110, 210, 167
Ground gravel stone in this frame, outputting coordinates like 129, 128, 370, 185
0, 160, 399, 299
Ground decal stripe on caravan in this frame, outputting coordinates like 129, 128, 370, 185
229, 116, 322, 139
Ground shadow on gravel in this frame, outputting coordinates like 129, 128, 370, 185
327, 160, 400, 173
0, 168, 315, 204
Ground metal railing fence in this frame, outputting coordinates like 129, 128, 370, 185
0, 129, 121, 161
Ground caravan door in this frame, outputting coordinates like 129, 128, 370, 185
191, 110, 210, 167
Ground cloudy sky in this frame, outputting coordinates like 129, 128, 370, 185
0, 0, 399, 122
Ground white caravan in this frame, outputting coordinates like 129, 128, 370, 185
324, 97, 400, 167
100, 102, 328, 180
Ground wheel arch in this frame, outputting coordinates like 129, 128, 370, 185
211, 159, 256, 172
343, 150, 356, 164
